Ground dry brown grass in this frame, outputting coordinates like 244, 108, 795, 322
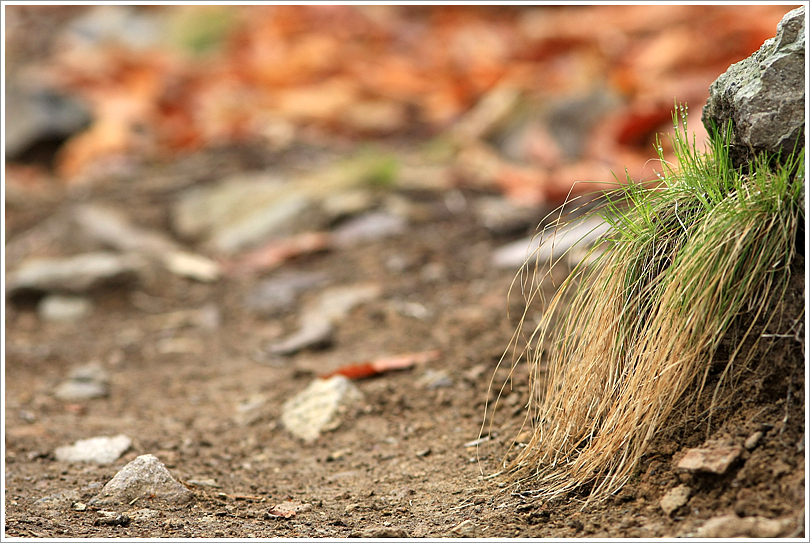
492, 113, 804, 504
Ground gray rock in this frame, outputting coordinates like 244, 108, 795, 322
88, 454, 192, 507
171, 173, 310, 253
268, 313, 334, 356
416, 369, 453, 390
474, 196, 539, 235
281, 376, 363, 442
55, 435, 131, 465
269, 283, 381, 355
332, 211, 406, 247
702, 6, 805, 168
54, 362, 110, 401
696, 514, 794, 538
492, 217, 611, 269
73, 204, 182, 255
38, 295, 93, 322
209, 194, 310, 254
660, 484, 691, 516
245, 271, 330, 317
4, 81, 91, 158
7, 252, 145, 295
73, 204, 221, 282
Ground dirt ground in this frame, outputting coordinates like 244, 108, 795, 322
4, 141, 806, 539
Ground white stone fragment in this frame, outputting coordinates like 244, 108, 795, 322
55, 434, 132, 465
281, 376, 363, 442
38, 294, 93, 321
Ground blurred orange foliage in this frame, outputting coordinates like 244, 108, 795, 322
23, 4, 796, 194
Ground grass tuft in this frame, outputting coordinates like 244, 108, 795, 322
499, 105, 804, 504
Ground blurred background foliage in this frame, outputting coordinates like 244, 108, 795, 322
5, 4, 798, 204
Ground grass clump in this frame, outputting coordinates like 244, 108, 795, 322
503, 105, 804, 503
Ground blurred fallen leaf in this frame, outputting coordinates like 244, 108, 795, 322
321, 350, 442, 380
223, 231, 331, 276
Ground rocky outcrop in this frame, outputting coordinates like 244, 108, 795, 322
702, 6, 805, 169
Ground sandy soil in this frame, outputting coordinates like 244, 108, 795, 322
4, 144, 805, 538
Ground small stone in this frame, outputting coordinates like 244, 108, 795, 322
696, 514, 793, 538
55, 434, 131, 465
676, 445, 743, 474
72, 502, 87, 511
491, 217, 611, 269
269, 284, 381, 355
172, 173, 307, 252
7, 252, 145, 296
94, 511, 131, 527
244, 271, 329, 317
660, 485, 691, 516
88, 454, 192, 507
161, 251, 221, 282
474, 196, 539, 235
73, 204, 181, 256
744, 431, 764, 450
332, 211, 406, 247
280, 376, 363, 442
322, 189, 374, 221
326, 449, 350, 462
54, 362, 110, 401
416, 369, 453, 389
450, 519, 479, 537
268, 314, 334, 356
38, 295, 93, 322
128, 509, 159, 521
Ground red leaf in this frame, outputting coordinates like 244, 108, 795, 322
320, 350, 442, 380
224, 232, 332, 276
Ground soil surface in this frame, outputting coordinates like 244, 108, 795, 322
4, 143, 806, 539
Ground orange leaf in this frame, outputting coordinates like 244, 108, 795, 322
225, 231, 331, 276
321, 350, 442, 380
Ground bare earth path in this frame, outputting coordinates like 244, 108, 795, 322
4, 144, 805, 538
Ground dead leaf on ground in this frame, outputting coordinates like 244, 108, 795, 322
321, 349, 442, 380
223, 231, 332, 276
